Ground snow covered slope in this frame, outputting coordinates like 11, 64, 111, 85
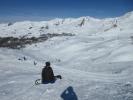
0, 11, 133, 100
0, 11, 133, 38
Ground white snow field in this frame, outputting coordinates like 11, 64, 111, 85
0, 11, 133, 100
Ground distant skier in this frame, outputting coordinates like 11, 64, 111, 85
34, 61, 37, 66
23, 56, 27, 61
41, 62, 62, 84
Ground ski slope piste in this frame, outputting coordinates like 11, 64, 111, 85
0, 11, 133, 100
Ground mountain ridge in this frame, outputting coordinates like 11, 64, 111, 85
0, 11, 133, 37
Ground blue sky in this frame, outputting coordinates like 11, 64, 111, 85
0, 0, 133, 22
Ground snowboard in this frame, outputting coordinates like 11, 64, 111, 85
35, 75, 62, 85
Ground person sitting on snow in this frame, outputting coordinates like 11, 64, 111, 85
41, 61, 62, 84
41, 62, 55, 83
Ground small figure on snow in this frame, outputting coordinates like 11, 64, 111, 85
41, 61, 62, 84
42, 62, 55, 83
35, 61, 62, 85
34, 61, 37, 66
23, 56, 27, 61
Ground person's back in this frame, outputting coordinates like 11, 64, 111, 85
42, 62, 55, 83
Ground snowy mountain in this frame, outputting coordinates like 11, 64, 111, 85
0, 11, 133, 100
0, 11, 132, 38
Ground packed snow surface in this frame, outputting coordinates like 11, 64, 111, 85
0, 11, 133, 100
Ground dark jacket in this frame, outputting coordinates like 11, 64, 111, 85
42, 66, 54, 83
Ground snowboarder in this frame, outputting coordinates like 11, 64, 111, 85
35, 61, 62, 85
42, 62, 55, 83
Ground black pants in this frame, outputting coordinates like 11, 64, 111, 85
42, 75, 62, 84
